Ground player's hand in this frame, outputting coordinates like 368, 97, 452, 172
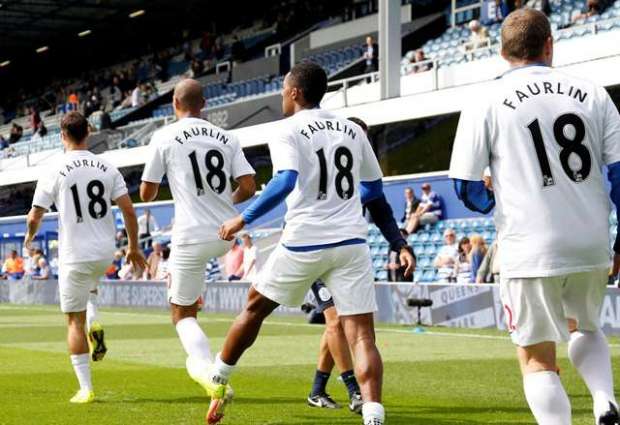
23, 236, 34, 251
219, 215, 245, 241
612, 253, 620, 277
126, 249, 147, 271
400, 247, 416, 278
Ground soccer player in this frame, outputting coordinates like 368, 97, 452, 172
449, 9, 620, 425
139, 79, 256, 410
306, 117, 414, 413
24, 111, 146, 404
206, 62, 396, 425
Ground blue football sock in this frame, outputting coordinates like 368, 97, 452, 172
341, 370, 360, 397
311, 370, 331, 396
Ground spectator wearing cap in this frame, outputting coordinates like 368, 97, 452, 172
406, 183, 443, 234
434, 229, 458, 282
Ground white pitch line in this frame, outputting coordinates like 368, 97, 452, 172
3, 305, 620, 348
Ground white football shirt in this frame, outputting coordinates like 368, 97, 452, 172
270, 109, 383, 247
142, 117, 255, 245
450, 65, 620, 278
32, 150, 128, 265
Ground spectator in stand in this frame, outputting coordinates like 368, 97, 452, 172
23, 247, 38, 278
363, 35, 379, 74
412, 50, 432, 74
138, 208, 159, 248
401, 187, 420, 224
386, 229, 414, 282
2, 250, 25, 280
469, 235, 488, 283
144, 241, 164, 280
476, 240, 500, 283
231, 36, 246, 63
241, 233, 258, 282
131, 83, 145, 108
156, 246, 171, 280
190, 58, 205, 78
30, 107, 41, 134
573, 0, 603, 22
405, 183, 443, 234
224, 239, 244, 281
32, 258, 51, 280
213, 37, 225, 61
115, 230, 127, 248
434, 228, 458, 282
9, 123, 23, 144
454, 237, 472, 284
524, 0, 552, 16
464, 20, 490, 51
105, 250, 124, 279
110, 76, 123, 107
67, 91, 79, 111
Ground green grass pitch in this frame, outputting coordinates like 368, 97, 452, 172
2, 305, 620, 424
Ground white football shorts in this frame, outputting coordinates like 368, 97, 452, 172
59, 260, 110, 313
254, 242, 377, 316
168, 240, 233, 306
500, 268, 608, 347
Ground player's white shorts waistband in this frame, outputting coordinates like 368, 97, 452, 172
254, 242, 377, 316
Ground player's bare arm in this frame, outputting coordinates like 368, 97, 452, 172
115, 194, 147, 270
24, 206, 46, 249
140, 181, 159, 203
231, 174, 256, 205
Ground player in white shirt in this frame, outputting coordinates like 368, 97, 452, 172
139, 79, 256, 412
449, 10, 620, 424
202, 63, 397, 425
24, 111, 146, 404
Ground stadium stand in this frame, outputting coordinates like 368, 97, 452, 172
401, 0, 620, 74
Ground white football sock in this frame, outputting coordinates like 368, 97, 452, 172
86, 293, 98, 332
362, 401, 385, 425
212, 352, 235, 384
568, 329, 617, 418
70, 353, 92, 391
523, 371, 571, 425
176, 317, 213, 364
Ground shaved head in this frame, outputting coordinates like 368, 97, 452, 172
501, 8, 552, 63
173, 79, 205, 114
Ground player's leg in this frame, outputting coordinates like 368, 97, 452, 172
323, 244, 385, 425
169, 243, 228, 380
60, 264, 95, 403
324, 306, 363, 412
308, 325, 340, 408
564, 269, 618, 423
501, 276, 571, 424
86, 262, 109, 362
207, 245, 322, 424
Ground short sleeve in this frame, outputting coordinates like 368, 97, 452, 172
449, 101, 491, 181
111, 167, 129, 201
230, 136, 256, 179
268, 128, 299, 173
141, 133, 166, 183
600, 88, 620, 166
32, 172, 57, 210
359, 133, 383, 182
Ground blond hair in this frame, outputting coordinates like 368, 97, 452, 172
468, 234, 488, 262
